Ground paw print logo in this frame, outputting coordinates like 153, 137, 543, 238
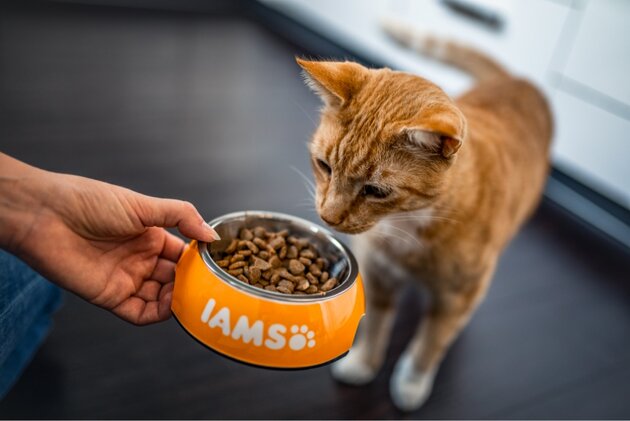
288, 325, 316, 351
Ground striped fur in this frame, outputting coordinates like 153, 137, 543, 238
297, 48, 552, 411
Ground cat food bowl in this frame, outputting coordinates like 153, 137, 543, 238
171, 211, 365, 369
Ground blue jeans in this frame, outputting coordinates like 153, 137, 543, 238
0, 249, 62, 400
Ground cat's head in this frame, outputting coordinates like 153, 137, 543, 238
298, 58, 467, 234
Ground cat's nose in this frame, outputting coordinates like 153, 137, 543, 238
320, 214, 341, 226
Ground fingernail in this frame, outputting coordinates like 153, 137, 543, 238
202, 222, 221, 241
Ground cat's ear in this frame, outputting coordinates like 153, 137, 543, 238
403, 103, 467, 159
296, 58, 368, 106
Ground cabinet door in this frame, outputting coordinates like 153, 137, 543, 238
552, 90, 630, 208
561, 0, 630, 106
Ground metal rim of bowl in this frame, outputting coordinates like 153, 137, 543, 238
197, 210, 359, 303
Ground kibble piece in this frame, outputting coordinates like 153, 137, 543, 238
253, 226, 267, 238
239, 228, 254, 241
249, 267, 262, 283
262, 269, 272, 281
228, 268, 243, 276
277, 280, 295, 293
269, 255, 282, 268
287, 236, 298, 245
276, 285, 292, 294
264, 285, 277, 292
229, 261, 247, 270
306, 273, 319, 285
253, 237, 267, 248
305, 285, 319, 294
270, 272, 281, 285
278, 246, 288, 259
277, 268, 294, 282
237, 274, 250, 284
287, 245, 299, 259
230, 254, 245, 263
316, 258, 327, 269
298, 257, 312, 266
295, 277, 310, 291
320, 271, 329, 283
277, 229, 289, 237
252, 283, 264, 289
320, 277, 338, 292
309, 264, 322, 277
251, 256, 271, 271
268, 236, 285, 250
225, 239, 239, 254
288, 259, 305, 275
300, 249, 316, 260
216, 259, 230, 268
239, 240, 259, 254
237, 249, 252, 257
258, 251, 270, 260
297, 238, 310, 250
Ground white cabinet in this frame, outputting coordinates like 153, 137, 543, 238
552, 90, 630, 207
559, 0, 630, 106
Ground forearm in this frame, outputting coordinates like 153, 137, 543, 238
0, 153, 55, 253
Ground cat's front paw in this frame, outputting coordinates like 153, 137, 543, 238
331, 346, 378, 385
390, 352, 437, 412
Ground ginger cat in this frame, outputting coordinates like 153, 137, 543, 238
297, 23, 552, 412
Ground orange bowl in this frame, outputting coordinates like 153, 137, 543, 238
171, 211, 365, 369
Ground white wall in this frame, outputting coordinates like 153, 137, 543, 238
262, 0, 630, 209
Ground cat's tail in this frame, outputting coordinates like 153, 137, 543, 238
381, 17, 509, 82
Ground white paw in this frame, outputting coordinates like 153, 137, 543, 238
390, 352, 437, 412
330, 346, 377, 385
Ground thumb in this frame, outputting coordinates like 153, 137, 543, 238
138, 196, 220, 242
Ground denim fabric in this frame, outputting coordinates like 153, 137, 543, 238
0, 249, 62, 399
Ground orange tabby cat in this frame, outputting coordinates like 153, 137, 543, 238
297, 23, 552, 412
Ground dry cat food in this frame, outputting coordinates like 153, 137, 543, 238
213, 226, 339, 295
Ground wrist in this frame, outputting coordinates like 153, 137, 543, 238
0, 153, 57, 254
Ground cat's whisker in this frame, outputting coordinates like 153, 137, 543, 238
380, 223, 423, 247
386, 208, 459, 218
385, 215, 460, 224
299, 180, 316, 201
295, 201, 317, 210
295, 195, 316, 206
384, 212, 460, 224
369, 222, 417, 248
293, 100, 318, 128
290, 165, 316, 198
376, 229, 415, 248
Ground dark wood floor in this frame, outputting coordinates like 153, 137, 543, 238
1, 2, 629, 419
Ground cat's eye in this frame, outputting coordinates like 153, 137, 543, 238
317, 158, 332, 175
361, 184, 391, 199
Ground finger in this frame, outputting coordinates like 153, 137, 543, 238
158, 282, 174, 321
137, 196, 220, 242
149, 258, 177, 284
161, 231, 186, 262
134, 280, 162, 301
112, 297, 165, 326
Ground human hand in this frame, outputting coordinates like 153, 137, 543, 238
1, 154, 219, 325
